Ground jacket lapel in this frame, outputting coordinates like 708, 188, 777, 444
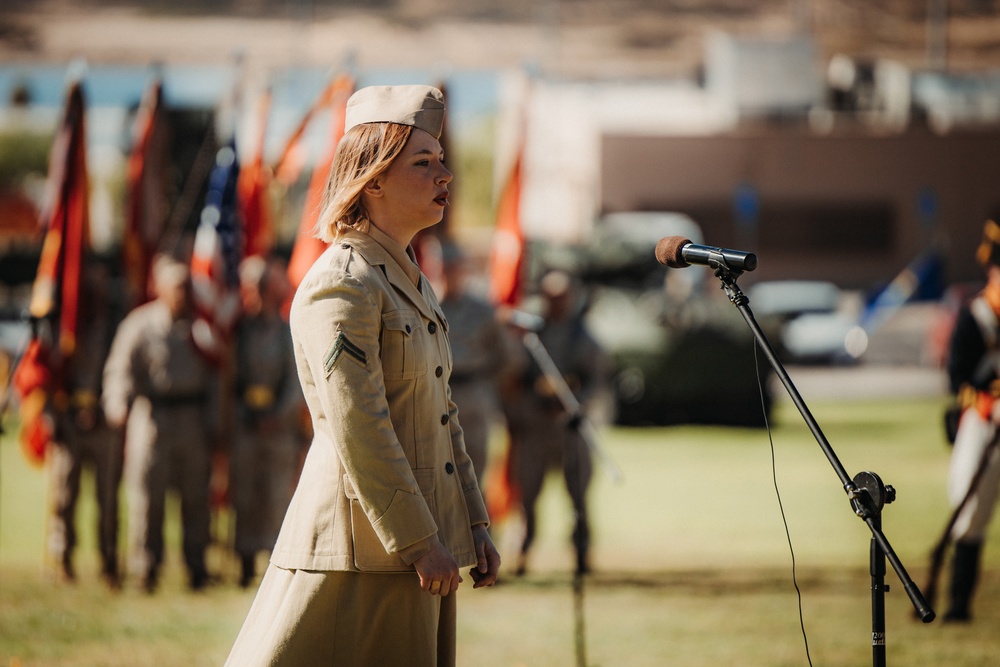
343, 230, 436, 321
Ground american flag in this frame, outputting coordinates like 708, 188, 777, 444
190, 139, 243, 361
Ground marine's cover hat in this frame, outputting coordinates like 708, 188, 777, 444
344, 85, 445, 139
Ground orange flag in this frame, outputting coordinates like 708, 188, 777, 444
284, 74, 355, 294
123, 78, 170, 307
14, 79, 90, 466
238, 89, 274, 259
488, 139, 526, 307
484, 90, 532, 522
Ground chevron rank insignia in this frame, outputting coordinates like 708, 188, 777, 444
325, 331, 368, 372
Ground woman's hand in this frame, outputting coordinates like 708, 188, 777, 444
468, 524, 501, 588
414, 541, 462, 596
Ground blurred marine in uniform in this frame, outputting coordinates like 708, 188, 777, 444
507, 270, 611, 576
103, 254, 220, 592
942, 219, 1000, 622
438, 242, 522, 486
231, 256, 306, 588
47, 259, 123, 588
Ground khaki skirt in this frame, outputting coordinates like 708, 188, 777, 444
224, 564, 456, 667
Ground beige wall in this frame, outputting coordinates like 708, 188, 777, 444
601, 125, 1000, 289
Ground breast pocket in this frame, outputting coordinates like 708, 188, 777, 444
381, 309, 426, 380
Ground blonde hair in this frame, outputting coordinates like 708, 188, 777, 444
314, 123, 413, 242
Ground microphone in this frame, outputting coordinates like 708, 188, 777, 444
503, 308, 545, 332
655, 236, 758, 272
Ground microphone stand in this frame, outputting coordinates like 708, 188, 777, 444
706, 259, 934, 666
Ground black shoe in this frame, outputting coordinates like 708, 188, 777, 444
59, 556, 77, 583
101, 562, 121, 591
514, 553, 528, 577
239, 555, 255, 588
189, 569, 210, 591
943, 609, 972, 623
143, 569, 159, 594
945, 541, 983, 624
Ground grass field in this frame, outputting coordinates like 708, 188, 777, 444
2, 394, 1000, 666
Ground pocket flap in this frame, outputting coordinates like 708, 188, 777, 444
382, 309, 418, 335
342, 469, 435, 500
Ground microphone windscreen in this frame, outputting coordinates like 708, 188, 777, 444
655, 236, 691, 268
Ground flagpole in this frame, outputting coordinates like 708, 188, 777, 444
162, 123, 218, 257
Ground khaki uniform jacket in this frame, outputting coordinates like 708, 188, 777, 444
271, 226, 489, 573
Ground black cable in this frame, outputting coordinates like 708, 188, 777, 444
754, 340, 813, 667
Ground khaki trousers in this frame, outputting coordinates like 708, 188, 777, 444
124, 398, 211, 580
47, 421, 122, 572
225, 565, 456, 667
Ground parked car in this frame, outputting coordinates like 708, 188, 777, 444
747, 280, 860, 364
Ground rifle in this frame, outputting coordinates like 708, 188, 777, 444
520, 330, 623, 484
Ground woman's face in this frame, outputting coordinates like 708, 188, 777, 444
372, 128, 452, 237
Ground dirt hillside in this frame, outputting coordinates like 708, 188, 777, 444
3, 0, 1000, 78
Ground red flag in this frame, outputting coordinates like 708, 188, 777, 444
12, 340, 55, 465
488, 142, 526, 307
238, 89, 274, 258
14, 79, 90, 465
123, 78, 170, 307
284, 74, 355, 294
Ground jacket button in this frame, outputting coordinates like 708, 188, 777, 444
405, 324, 411, 333
435, 366, 443, 377
445, 462, 455, 474
440, 414, 450, 425
427, 321, 437, 334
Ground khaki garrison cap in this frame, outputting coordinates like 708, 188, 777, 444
344, 85, 445, 139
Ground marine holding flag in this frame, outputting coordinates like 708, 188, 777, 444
46, 259, 124, 589
225, 84, 500, 667
230, 255, 306, 589
13, 79, 125, 588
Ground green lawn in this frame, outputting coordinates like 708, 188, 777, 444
2, 395, 999, 666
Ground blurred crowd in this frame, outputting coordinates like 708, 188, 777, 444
16, 242, 612, 594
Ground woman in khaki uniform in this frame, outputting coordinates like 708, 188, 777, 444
225, 85, 500, 667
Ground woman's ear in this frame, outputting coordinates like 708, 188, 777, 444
363, 179, 383, 197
